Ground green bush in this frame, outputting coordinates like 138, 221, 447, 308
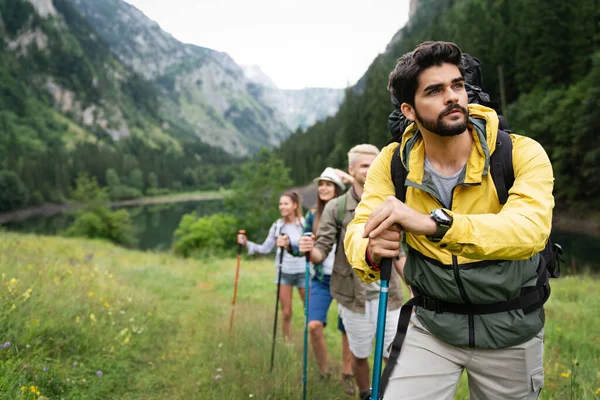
65, 174, 137, 246
110, 185, 143, 201
0, 170, 29, 212
173, 212, 239, 258
65, 207, 137, 247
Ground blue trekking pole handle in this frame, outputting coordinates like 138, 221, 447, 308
371, 258, 392, 400
302, 232, 312, 400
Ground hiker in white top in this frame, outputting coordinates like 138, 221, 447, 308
237, 191, 305, 341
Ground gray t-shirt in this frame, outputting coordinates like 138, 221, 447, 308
424, 158, 465, 208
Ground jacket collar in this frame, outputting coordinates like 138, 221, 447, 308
400, 104, 500, 186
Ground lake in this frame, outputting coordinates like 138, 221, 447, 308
1, 200, 223, 251
1, 200, 599, 274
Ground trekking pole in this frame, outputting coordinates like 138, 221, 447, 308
371, 258, 392, 400
302, 232, 312, 400
270, 237, 286, 372
229, 230, 245, 334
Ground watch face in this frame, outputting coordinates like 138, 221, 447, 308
432, 209, 452, 225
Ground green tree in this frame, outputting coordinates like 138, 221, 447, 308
224, 149, 293, 241
0, 170, 29, 211
105, 168, 120, 189
129, 168, 144, 192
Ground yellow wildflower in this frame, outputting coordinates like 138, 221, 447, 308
27, 265, 32, 270
595, 388, 600, 395
90, 313, 97, 323
7, 278, 18, 293
88, 292, 94, 297
30, 385, 36, 393
104, 302, 110, 308
561, 371, 571, 378
556, 327, 562, 333
20, 386, 26, 391
22, 288, 33, 300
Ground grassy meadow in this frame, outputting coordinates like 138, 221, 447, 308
0, 232, 598, 399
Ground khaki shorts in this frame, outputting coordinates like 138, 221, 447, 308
384, 316, 544, 400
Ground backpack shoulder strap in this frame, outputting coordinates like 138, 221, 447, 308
489, 129, 515, 205
335, 193, 347, 242
336, 194, 346, 227
390, 144, 408, 202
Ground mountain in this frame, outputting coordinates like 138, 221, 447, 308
0, 0, 237, 208
67, 0, 287, 155
242, 65, 345, 132
69, 0, 344, 154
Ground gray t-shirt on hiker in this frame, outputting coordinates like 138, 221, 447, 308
424, 157, 465, 208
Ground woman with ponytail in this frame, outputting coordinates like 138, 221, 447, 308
237, 191, 305, 341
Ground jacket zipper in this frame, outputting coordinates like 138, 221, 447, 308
449, 185, 476, 347
452, 255, 475, 347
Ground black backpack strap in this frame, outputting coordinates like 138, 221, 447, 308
390, 145, 407, 202
489, 129, 514, 205
498, 115, 510, 132
379, 297, 419, 397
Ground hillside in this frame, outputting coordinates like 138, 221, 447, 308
278, 0, 600, 212
0, 0, 241, 209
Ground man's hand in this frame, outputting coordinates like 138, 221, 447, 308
363, 196, 437, 239
298, 234, 315, 253
367, 226, 402, 265
276, 235, 290, 249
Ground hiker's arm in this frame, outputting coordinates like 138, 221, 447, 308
345, 144, 397, 283
246, 223, 277, 255
312, 200, 338, 264
440, 135, 554, 260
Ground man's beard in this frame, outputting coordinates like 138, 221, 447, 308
416, 103, 469, 137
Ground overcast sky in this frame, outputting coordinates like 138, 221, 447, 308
124, 0, 410, 90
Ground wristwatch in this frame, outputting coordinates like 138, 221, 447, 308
427, 209, 453, 242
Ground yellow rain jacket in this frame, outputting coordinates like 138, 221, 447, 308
344, 104, 554, 348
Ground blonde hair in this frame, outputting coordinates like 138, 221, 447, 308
348, 144, 380, 167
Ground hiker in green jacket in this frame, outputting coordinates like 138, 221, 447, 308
345, 41, 554, 399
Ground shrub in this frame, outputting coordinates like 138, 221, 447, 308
173, 213, 239, 258
65, 174, 137, 246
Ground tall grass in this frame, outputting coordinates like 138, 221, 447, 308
0, 232, 598, 399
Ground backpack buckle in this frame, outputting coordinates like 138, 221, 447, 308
422, 296, 443, 313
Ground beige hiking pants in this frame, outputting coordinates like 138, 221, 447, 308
384, 317, 544, 400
